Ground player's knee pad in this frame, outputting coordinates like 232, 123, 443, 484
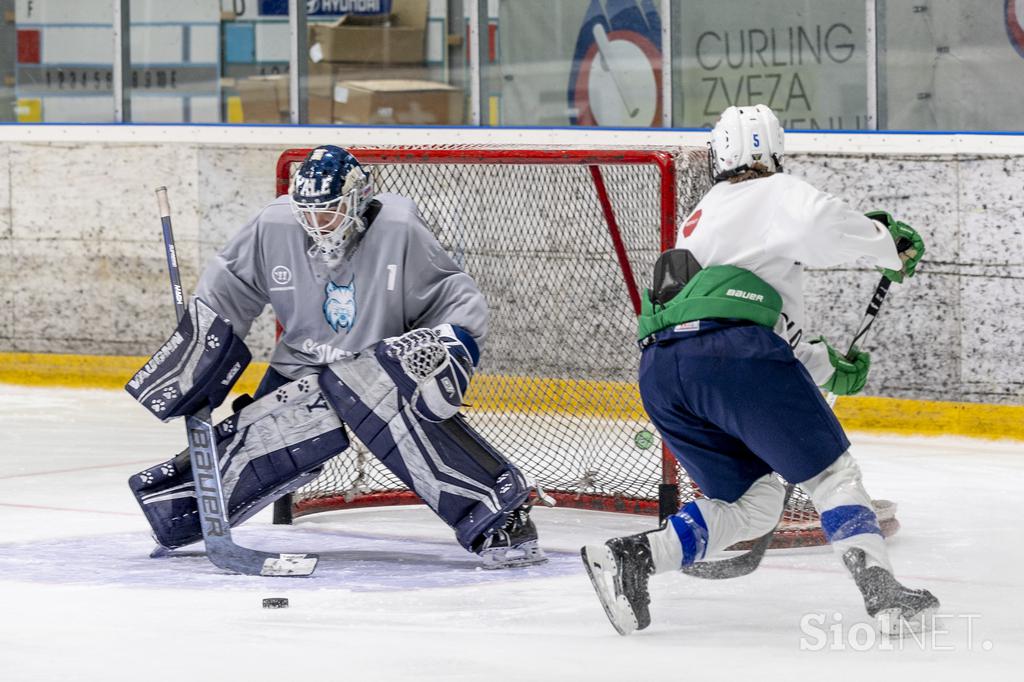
129, 374, 348, 549
799, 451, 865, 501
321, 352, 531, 551
126, 297, 250, 420
691, 474, 787, 559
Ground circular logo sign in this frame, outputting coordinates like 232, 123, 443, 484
272, 265, 292, 286
1008, 0, 1024, 58
568, 7, 663, 128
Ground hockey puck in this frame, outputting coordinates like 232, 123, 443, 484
262, 597, 289, 609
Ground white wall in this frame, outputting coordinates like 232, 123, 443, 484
0, 125, 1021, 405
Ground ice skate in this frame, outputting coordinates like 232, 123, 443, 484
581, 535, 655, 635
473, 505, 546, 569
843, 548, 940, 636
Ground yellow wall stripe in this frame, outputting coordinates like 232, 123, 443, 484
0, 352, 267, 396
1, 351, 1021, 441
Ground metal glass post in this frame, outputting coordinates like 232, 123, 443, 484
289, 0, 308, 125
467, 0, 483, 126
866, 0, 878, 130
112, 0, 130, 122
660, 0, 672, 127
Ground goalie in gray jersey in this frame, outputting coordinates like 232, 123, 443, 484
127, 145, 545, 569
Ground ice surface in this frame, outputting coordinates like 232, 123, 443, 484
0, 385, 1021, 681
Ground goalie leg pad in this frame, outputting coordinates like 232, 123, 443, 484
129, 375, 348, 549
321, 351, 531, 550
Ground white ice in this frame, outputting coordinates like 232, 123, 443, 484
1, 384, 1020, 681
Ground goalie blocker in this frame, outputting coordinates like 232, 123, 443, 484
125, 297, 251, 421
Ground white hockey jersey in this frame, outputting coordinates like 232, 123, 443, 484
676, 172, 902, 384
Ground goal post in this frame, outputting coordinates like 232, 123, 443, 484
269, 144, 898, 550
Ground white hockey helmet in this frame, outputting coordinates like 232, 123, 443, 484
708, 104, 784, 182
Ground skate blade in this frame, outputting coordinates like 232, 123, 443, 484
478, 541, 547, 569
877, 606, 939, 638
581, 545, 638, 636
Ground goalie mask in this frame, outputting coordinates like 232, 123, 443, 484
290, 145, 375, 259
708, 104, 784, 182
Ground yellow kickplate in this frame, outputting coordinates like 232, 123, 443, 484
1, 352, 1022, 441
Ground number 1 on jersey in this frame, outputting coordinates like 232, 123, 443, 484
386, 264, 397, 291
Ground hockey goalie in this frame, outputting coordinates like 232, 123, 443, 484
125, 145, 546, 570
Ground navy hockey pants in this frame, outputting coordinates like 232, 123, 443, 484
639, 321, 850, 503
254, 365, 294, 399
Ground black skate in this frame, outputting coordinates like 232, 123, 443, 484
473, 505, 546, 569
581, 535, 655, 636
843, 548, 940, 637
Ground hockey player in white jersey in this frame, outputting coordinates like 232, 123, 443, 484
582, 105, 939, 634
126, 145, 545, 569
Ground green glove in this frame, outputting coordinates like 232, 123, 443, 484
866, 210, 925, 283
813, 336, 870, 396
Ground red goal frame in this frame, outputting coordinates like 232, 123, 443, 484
274, 147, 681, 520
271, 146, 899, 550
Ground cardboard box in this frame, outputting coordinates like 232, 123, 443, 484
236, 75, 288, 124
308, 62, 433, 123
333, 79, 464, 125
308, 0, 427, 64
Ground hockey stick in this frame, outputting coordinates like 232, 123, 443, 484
825, 268, 902, 408
678, 483, 795, 580
680, 262, 907, 580
155, 187, 318, 577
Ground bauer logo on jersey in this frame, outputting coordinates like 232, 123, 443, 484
323, 278, 356, 332
726, 288, 765, 303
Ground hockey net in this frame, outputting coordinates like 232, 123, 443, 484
273, 145, 898, 549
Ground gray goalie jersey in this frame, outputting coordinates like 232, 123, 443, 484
195, 193, 488, 380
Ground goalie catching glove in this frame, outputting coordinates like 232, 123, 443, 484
125, 297, 250, 420
813, 336, 870, 396
381, 324, 478, 422
867, 211, 925, 283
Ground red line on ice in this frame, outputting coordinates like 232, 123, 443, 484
0, 459, 151, 480
0, 502, 137, 517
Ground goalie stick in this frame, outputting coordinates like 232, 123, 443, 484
154, 187, 318, 577
679, 264, 905, 580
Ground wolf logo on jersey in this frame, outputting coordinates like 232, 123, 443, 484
323, 278, 356, 332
